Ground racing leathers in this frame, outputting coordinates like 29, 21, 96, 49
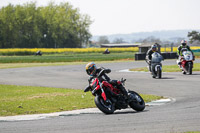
89, 67, 128, 99
177, 45, 194, 67
146, 49, 161, 72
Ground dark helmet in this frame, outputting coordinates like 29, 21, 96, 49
181, 40, 187, 47
151, 44, 157, 52
85, 62, 97, 76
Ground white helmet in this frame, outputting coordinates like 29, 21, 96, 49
181, 40, 187, 46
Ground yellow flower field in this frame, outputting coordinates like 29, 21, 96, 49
0, 47, 139, 55
161, 46, 200, 52
0, 46, 199, 55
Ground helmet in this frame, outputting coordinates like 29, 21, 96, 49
85, 62, 97, 76
181, 40, 187, 46
151, 44, 157, 52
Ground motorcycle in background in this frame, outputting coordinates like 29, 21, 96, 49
146, 52, 164, 79
178, 50, 194, 75
84, 70, 145, 114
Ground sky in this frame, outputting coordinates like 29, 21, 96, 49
0, 0, 200, 36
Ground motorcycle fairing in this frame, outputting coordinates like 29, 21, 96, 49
182, 51, 193, 61
181, 60, 187, 68
91, 78, 99, 89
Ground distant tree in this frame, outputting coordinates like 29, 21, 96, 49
141, 36, 162, 44
0, 2, 92, 48
188, 31, 200, 44
98, 36, 110, 44
112, 38, 125, 44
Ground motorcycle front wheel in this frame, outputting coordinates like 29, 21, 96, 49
157, 67, 162, 79
188, 63, 192, 75
94, 95, 115, 114
128, 91, 145, 112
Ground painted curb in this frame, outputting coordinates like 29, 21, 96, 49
0, 98, 174, 121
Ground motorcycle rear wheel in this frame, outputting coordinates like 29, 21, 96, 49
94, 95, 115, 114
128, 91, 145, 112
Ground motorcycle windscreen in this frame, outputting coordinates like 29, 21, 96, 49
182, 51, 193, 61
151, 52, 163, 63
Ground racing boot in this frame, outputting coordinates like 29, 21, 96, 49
177, 60, 182, 69
149, 64, 152, 72
182, 70, 186, 74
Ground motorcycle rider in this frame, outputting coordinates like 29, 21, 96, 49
85, 62, 128, 100
177, 40, 194, 68
146, 44, 160, 72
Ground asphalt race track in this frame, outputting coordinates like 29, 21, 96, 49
0, 59, 200, 133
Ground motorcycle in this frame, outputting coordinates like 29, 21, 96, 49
146, 52, 164, 79
178, 50, 194, 75
84, 70, 145, 114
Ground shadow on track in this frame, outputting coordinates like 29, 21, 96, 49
190, 73, 200, 76
161, 77, 175, 79
154, 77, 175, 79
113, 110, 149, 115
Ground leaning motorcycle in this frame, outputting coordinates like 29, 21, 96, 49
179, 51, 194, 75
146, 52, 164, 79
84, 70, 145, 114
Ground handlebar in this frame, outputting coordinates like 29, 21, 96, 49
97, 69, 104, 78
121, 78, 126, 86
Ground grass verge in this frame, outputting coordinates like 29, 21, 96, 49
130, 63, 200, 72
0, 62, 86, 69
0, 52, 135, 63
0, 84, 162, 116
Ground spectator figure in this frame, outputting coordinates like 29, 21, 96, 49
35, 50, 42, 56
103, 48, 110, 54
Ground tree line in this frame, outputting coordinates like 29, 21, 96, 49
0, 2, 92, 48
95, 30, 200, 47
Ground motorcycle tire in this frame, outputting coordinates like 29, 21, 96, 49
94, 95, 115, 114
128, 91, 145, 112
157, 67, 162, 79
188, 63, 192, 75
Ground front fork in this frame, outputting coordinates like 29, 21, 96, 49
99, 82, 107, 102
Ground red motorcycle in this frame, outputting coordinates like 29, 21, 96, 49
179, 50, 194, 75
84, 70, 145, 114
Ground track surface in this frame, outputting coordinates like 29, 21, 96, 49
0, 60, 200, 133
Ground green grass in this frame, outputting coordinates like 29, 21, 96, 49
0, 52, 135, 63
194, 52, 200, 58
130, 63, 200, 72
0, 51, 199, 63
0, 84, 162, 116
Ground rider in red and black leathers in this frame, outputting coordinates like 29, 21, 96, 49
86, 62, 128, 99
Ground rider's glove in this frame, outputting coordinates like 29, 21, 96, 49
148, 60, 151, 64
